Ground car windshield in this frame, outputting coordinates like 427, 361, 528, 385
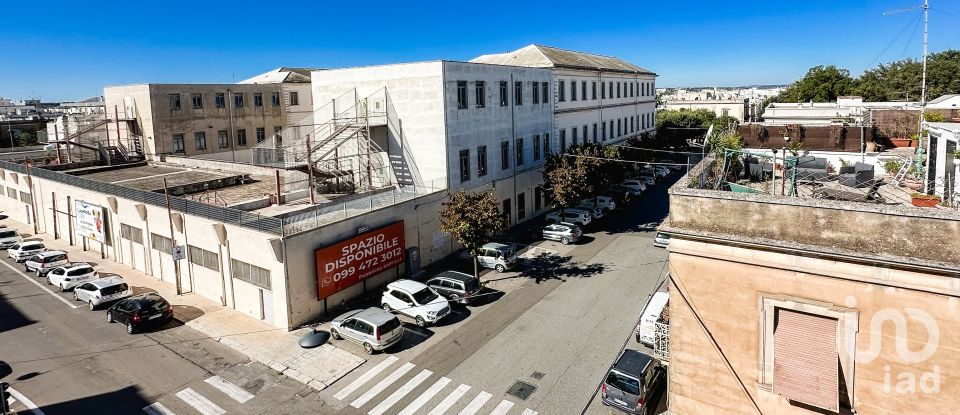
463, 278, 480, 293
0, 231, 17, 238
606, 371, 641, 395
411, 287, 439, 304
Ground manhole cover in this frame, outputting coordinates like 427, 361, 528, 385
531, 371, 545, 380
507, 381, 536, 400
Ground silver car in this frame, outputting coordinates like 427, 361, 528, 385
73, 277, 133, 310
330, 307, 404, 354
542, 223, 582, 245
7, 240, 46, 262
653, 232, 670, 248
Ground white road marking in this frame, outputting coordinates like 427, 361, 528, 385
520, 409, 538, 415
175, 387, 225, 415
350, 362, 415, 408
205, 375, 254, 403
6, 396, 15, 407
7, 387, 46, 415
490, 400, 515, 415
334, 356, 399, 400
0, 258, 81, 308
426, 384, 470, 415
368, 368, 432, 415
142, 402, 177, 415
457, 391, 491, 415
397, 376, 451, 415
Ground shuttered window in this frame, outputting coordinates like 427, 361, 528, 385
231, 259, 271, 290
773, 308, 839, 412
188, 245, 220, 271
151, 233, 173, 253
120, 224, 143, 244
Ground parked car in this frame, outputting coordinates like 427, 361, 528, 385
381, 279, 450, 327
546, 210, 592, 227
575, 205, 605, 219
541, 222, 582, 245
636, 174, 657, 185
658, 159, 682, 171
620, 180, 648, 194
330, 307, 404, 354
601, 349, 666, 414
0, 228, 23, 249
474, 242, 519, 272
106, 293, 175, 334
653, 232, 670, 248
652, 165, 671, 176
608, 186, 635, 205
47, 262, 98, 292
426, 271, 482, 305
636, 292, 669, 346
25, 250, 69, 277
7, 240, 46, 262
580, 196, 617, 212
643, 165, 668, 178
73, 276, 132, 310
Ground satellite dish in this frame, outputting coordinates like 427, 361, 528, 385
298, 329, 330, 349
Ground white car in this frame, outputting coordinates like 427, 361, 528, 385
381, 279, 450, 327
73, 277, 132, 310
622, 180, 649, 193
653, 232, 670, 248
643, 166, 668, 178
546, 209, 592, 227
574, 205, 604, 219
7, 240, 46, 262
47, 262, 98, 291
580, 196, 616, 212
0, 228, 23, 249
25, 250, 70, 277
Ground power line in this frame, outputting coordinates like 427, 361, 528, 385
866, 12, 922, 68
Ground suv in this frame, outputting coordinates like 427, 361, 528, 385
330, 307, 404, 354
7, 240, 46, 262
381, 279, 450, 327
620, 180, 647, 194
475, 242, 518, 272
47, 262, 98, 291
653, 232, 670, 248
546, 210, 591, 227
601, 349, 666, 414
106, 293, 175, 334
426, 271, 482, 305
25, 250, 69, 277
74, 277, 132, 310
580, 196, 616, 212
541, 223, 581, 245
0, 228, 23, 249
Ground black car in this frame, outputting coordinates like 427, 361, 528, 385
425, 271, 482, 305
106, 293, 174, 334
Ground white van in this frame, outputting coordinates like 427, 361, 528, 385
635, 292, 669, 346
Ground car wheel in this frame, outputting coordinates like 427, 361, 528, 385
330, 328, 341, 340
415, 316, 427, 327
46, 276, 51, 285
362, 342, 375, 355
106, 311, 114, 323
60, 283, 66, 292
495, 264, 505, 272
73, 292, 79, 301
89, 301, 96, 311
126, 322, 135, 334
561, 237, 570, 245
382, 303, 392, 313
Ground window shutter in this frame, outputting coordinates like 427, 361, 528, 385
774, 309, 839, 412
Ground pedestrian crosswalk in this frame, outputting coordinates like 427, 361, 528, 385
333, 358, 539, 415
142, 375, 255, 415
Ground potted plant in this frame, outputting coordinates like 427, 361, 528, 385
911, 193, 941, 208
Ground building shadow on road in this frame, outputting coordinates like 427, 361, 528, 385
36, 385, 153, 414
0, 291, 36, 333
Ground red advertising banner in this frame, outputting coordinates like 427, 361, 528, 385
315, 221, 405, 300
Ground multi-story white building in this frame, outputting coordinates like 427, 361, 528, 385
472, 44, 656, 151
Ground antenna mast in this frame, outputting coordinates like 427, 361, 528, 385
916, 0, 928, 181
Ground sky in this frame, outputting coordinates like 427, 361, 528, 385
2, 0, 959, 101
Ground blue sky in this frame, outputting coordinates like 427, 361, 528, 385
2, 0, 959, 101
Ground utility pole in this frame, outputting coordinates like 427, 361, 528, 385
164, 178, 182, 295
917, 0, 929, 185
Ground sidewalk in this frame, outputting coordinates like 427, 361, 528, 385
2, 219, 365, 392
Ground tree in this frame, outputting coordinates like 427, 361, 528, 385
15, 131, 38, 147
542, 153, 588, 214
439, 190, 506, 278
854, 50, 960, 101
568, 143, 628, 201
777, 65, 856, 103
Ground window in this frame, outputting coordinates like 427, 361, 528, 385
477, 145, 487, 177
459, 149, 470, 182
560, 129, 566, 153
6, 187, 15, 198
499, 81, 508, 106
457, 81, 468, 109
514, 81, 522, 105
289, 91, 299, 106
215, 93, 225, 109
236, 129, 247, 146
151, 233, 174, 253
475, 81, 486, 108
558, 80, 565, 102
271, 92, 280, 106
630, 117, 635, 133
601, 122, 607, 141
188, 245, 220, 271
253, 93, 263, 107
570, 80, 577, 101
234, 93, 244, 108
609, 120, 614, 140
582, 126, 588, 144
630, 82, 634, 97
274, 126, 283, 146
582, 81, 587, 101
534, 186, 542, 211
501, 140, 510, 170
517, 192, 526, 220
609, 82, 613, 98
618, 119, 622, 137
617, 82, 621, 98
19, 191, 31, 204
191, 93, 203, 109
532, 81, 539, 104
593, 123, 598, 143
194, 132, 207, 151
543, 134, 550, 155
120, 224, 143, 244
253, 127, 264, 143
541, 82, 549, 104
592, 82, 597, 100
172, 134, 185, 153
231, 259, 271, 290
515, 137, 524, 166
218, 130, 229, 149
571, 127, 578, 146
722, 108, 730, 117
533, 134, 541, 161
169, 94, 181, 111
602, 81, 607, 99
